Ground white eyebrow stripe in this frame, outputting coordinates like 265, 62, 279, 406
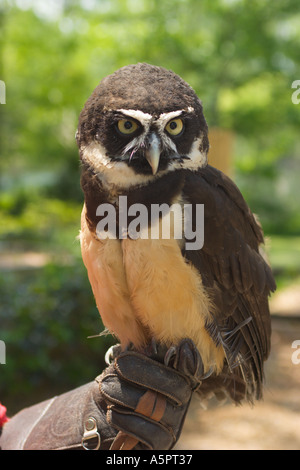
117, 109, 153, 123
158, 107, 194, 123
157, 107, 194, 131
158, 110, 185, 122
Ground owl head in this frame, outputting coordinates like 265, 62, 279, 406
76, 63, 209, 188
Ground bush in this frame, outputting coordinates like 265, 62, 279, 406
0, 261, 115, 415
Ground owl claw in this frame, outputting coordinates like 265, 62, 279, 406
199, 366, 214, 380
163, 339, 207, 390
141, 337, 159, 357
151, 337, 158, 355
105, 344, 122, 365
164, 345, 178, 367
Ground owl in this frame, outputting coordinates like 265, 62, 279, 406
76, 63, 276, 404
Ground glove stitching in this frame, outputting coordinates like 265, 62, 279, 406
100, 384, 136, 412
106, 409, 153, 450
107, 408, 176, 449
114, 358, 184, 406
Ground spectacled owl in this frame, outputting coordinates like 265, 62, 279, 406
76, 63, 276, 404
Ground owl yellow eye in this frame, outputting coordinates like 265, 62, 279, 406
165, 118, 183, 136
117, 119, 138, 135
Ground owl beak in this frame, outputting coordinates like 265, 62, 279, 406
145, 133, 161, 175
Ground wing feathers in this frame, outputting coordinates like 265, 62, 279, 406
183, 166, 276, 403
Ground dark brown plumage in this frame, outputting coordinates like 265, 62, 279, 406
183, 166, 275, 402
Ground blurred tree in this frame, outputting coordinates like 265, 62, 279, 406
0, 0, 299, 232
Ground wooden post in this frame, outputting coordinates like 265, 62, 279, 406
207, 128, 234, 177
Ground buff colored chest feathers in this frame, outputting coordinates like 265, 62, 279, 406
80, 205, 224, 373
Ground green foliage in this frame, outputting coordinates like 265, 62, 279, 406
0, 189, 82, 252
267, 235, 300, 291
0, 261, 114, 414
1, 0, 300, 226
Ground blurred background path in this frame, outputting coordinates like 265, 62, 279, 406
177, 313, 300, 450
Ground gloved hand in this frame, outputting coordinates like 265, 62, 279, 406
98, 338, 204, 450
0, 338, 204, 450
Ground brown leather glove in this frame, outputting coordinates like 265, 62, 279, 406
0, 339, 203, 450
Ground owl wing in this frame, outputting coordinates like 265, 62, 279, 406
182, 165, 276, 403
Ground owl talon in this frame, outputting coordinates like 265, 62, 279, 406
105, 344, 122, 365
199, 366, 214, 380
151, 337, 158, 355
163, 339, 206, 390
164, 345, 178, 367
140, 337, 159, 357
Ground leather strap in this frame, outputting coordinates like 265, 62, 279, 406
110, 431, 139, 450
109, 390, 167, 450
135, 390, 166, 421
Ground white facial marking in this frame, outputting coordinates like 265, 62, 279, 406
117, 109, 153, 128
122, 134, 145, 157
159, 109, 183, 122
82, 142, 166, 189
159, 132, 177, 154
187, 137, 206, 165
81, 106, 206, 190
169, 136, 207, 171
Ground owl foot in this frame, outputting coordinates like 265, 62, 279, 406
164, 338, 213, 389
